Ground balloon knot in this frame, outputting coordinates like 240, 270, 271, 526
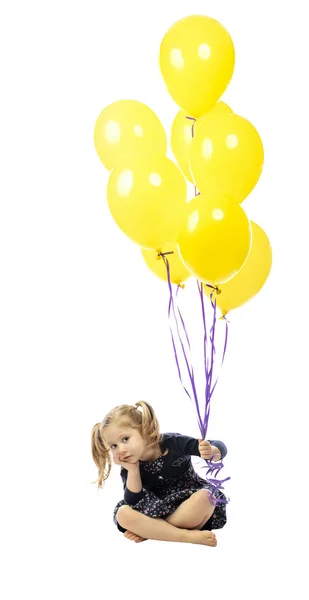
157, 251, 174, 259
207, 284, 221, 296
220, 313, 230, 323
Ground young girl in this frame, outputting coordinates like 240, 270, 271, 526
91, 400, 228, 547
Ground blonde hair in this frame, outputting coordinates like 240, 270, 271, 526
91, 400, 161, 489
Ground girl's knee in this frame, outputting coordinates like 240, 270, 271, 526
195, 489, 215, 507
116, 505, 135, 528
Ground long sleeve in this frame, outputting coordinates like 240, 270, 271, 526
210, 440, 227, 460
120, 468, 145, 505
171, 433, 227, 459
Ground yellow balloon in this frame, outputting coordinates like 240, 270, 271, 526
107, 155, 187, 250
159, 15, 235, 118
141, 243, 191, 285
190, 112, 264, 203
203, 221, 272, 315
177, 192, 251, 284
171, 102, 233, 183
94, 100, 167, 170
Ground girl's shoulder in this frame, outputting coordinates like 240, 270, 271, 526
160, 432, 194, 448
160, 432, 199, 457
159, 432, 176, 454
159, 432, 179, 446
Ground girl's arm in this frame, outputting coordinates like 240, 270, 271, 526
126, 464, 142, 494
211, 445, 222, 462
170, 433, 227, 459
121, 464, 144, 505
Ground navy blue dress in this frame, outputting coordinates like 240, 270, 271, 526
113, 432, 228, 533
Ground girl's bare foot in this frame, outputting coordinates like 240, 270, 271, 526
124, 529, 216, 546
124, 530, 147, 543
187, 530, 217, 547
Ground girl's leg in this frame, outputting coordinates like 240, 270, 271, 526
165, 489, 215, 529
116, 505, 217, 546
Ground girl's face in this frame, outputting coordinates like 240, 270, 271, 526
103, 425, 147, 463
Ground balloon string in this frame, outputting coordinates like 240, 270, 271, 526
159, 252, 203, 431
197, 280, 209, 434
160, 253, 230, 496
201, 284, 229, 414
196, 283, 230, 491
197, 282, 219, 438
209, 317, 229, 400
175, 285, 191, 351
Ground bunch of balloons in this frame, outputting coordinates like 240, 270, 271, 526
94, 14, 272, 317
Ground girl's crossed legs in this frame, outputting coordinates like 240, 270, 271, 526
118, 489, 217, 546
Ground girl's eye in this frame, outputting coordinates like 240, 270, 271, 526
111, 437, 129, 449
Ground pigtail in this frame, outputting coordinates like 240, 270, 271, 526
91, 423, 112, 489
135, 400, 161, 450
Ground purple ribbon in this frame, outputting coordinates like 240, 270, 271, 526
160, 253, 203, 432
159, 252, 230, 501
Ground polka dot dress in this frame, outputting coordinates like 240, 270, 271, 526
113, 454, 227, 533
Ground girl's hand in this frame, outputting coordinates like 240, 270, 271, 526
198, 439, 214, 460
113, 454, 140, 471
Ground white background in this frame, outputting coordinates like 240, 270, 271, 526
1, 0, 308, 598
